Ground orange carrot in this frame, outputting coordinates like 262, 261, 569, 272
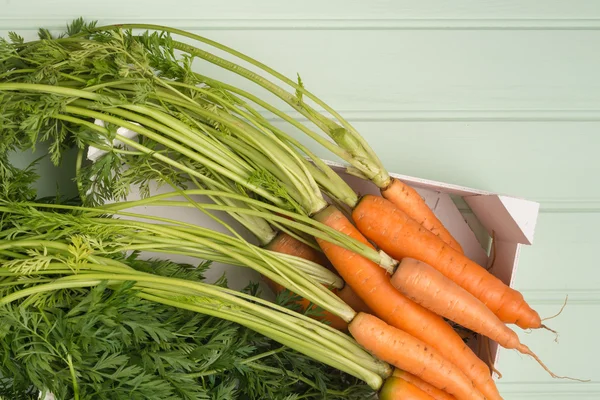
314, 205, 501, 400
266, 231, 371, 315
380, 375, 436, 400
381, 178, 463, 253
349, 313, 485, 400
263, 232, 348, 330
392, 369, 457, 400
337, 284, 373, 314
352, 195, 541, 330
391, 258, 579, 380
262, 231, 327, 293
265, 231, 329, 266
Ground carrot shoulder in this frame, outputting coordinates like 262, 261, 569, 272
380, 375, 436, 400
313, 205, 501, 400
352, 195, 541, 330
267, 232, 373, 315
381, 178, 463, 253
349, 313, 485, 400
392, 369, 457, 400
265, 231, 329, 265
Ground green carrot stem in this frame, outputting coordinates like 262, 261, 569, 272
189, 170, 318, 251
113, 236, 343, 288
0, 250, 28, 259
191, 177, 277, 246
0, 82, 286, 207
2, 204, 354, 320
99, 195, 396, 272
53, 114, 259, 205
162, 25, 389, 186
94, 220, 350, 319
66, 354, 80, 400
86, 76, 357, 201
141, 89, 324, 213
168, 78, 359, 207
93, 24, 389, 186
64, 103, 284, 205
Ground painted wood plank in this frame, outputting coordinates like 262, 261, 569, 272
120, 30, 600, 113
3, 28, 600, 113
266, 120, 600, 203
178, 29, 600, 113
513, 212, 600, 294
3, 0, 600, 24
497, 382, 600, 400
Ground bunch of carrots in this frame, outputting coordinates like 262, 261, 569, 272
0, 20, 587, 400
273, 196, 575, 400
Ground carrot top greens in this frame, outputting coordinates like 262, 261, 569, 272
0, 161, 389, 399
0, 257, 378, 400
0, 18, 397, 271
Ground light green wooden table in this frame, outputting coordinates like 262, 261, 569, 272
3, 1, 598, 398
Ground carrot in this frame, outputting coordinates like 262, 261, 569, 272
263, 231, 327, 293
263, 231, 348, 330
349, 312, 485, 400
264, 232, 370, 328
391, 258, 584, 381
392, 369, 457, 400
380, 375, 436, 400
314, 205, 502, 400
352, 194, 541, 330
390, 257, 521, 349
337, 284, 373, 314
265, 231, 329, 266
381, 178, 463, 253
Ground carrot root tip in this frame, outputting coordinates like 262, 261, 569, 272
541, 324, 560, 343
492, 368, 503, 380
520, 344, 590, 382
542, 295, 568, 322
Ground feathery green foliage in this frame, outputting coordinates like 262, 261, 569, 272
0, 256, 377, 400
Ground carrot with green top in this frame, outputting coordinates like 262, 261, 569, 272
265, 230, 329, 265
265, 232, 372, 328
314, 205, 502, 400
353, 194, 541, 330
263, 232, 348, 330
130, 23, 463, 256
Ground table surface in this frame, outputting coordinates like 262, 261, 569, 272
4, 1, 599, 398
